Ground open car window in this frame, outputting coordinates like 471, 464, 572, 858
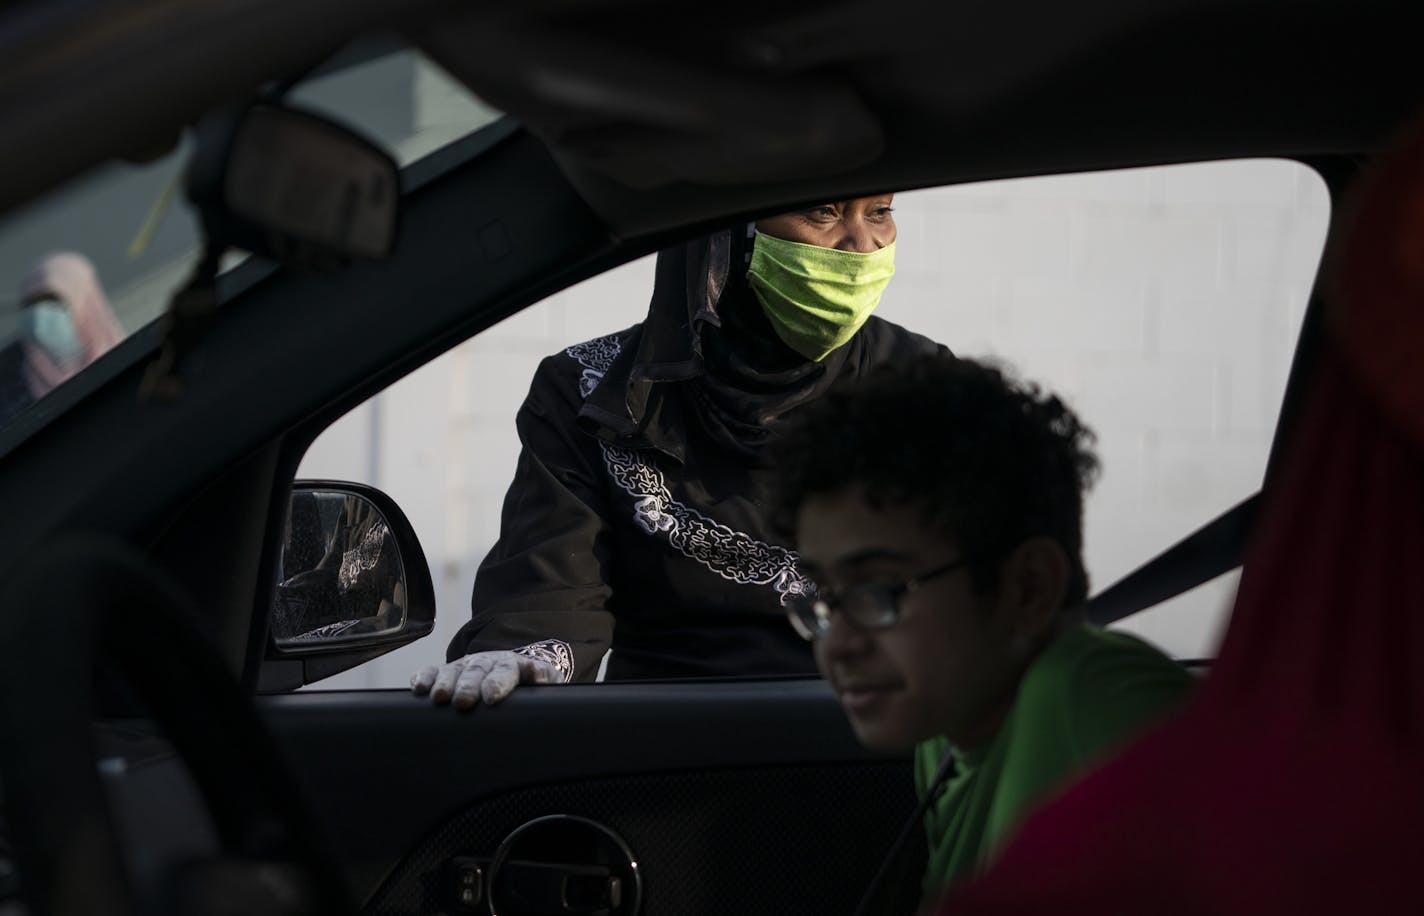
297, 157, 1329, 688
0, 45, 501, 438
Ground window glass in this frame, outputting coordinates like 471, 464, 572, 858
887, 159, 1329, 657
288, 48, 503, 167
299, 158, 1329, 687
0, 47, 500, 435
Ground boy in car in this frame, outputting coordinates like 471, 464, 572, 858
772, 354, 1193, 899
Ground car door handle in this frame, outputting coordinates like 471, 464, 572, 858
497, 858, 623, 915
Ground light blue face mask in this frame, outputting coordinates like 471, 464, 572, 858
18, 298, 84, 366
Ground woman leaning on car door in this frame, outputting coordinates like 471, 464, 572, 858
412, 196, 952, 707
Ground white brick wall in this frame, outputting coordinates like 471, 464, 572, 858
300, 158, 1329, 688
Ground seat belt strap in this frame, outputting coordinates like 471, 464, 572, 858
1084, 493, 1260, 627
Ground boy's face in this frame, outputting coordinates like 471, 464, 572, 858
796, 488, 1027, 752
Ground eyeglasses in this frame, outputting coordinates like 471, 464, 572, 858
786, 557, 969, 641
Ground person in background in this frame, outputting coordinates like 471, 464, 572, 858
412, 196, 951, 707
0, 252, 125, 426
771, 353, 1193, 903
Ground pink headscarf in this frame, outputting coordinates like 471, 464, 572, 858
18, 252, 126, 399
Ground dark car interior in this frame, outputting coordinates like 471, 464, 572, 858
1, 1, 1422, 914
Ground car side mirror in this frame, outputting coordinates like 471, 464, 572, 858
258, 481, 435, 692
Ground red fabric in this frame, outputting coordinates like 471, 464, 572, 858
928, 115, 1424, 915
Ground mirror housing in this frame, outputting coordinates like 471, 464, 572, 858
187, 103, 400, 267
258, 481, 435, 692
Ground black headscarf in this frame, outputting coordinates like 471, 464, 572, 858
577, 225, 872, 466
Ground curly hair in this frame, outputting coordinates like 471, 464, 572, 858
772, 354, 1101, 606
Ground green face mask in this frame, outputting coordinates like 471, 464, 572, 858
745, 232, 896, 362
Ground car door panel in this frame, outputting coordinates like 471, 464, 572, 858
260, 681, 921, 915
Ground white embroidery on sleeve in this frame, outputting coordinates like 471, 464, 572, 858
513, 639, 575, 682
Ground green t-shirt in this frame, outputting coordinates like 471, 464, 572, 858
914, 624, 1193, 899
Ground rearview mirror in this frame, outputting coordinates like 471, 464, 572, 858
188, 103, 400, 267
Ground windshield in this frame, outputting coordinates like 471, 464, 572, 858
0, 46, 502, 435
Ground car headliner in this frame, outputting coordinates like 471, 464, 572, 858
2, 0, 1421, 231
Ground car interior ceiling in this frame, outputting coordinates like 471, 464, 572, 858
420, 5, 1423, 237
3, 1, 1419, 219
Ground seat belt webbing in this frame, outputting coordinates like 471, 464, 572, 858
1084, 493, 1260, 627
